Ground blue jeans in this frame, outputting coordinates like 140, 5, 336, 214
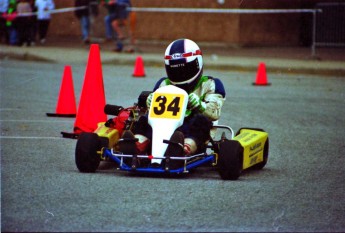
80, 16, 90, 40
104, 15, 114, 39
8, 27, 17, 45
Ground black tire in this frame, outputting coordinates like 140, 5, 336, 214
218, 140, 242, 180
75, 133, 101, 173
251, 138, 269, 170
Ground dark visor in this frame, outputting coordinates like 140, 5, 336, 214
165, 58, 200, 84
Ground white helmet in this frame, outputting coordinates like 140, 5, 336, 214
164, 39, 203, 90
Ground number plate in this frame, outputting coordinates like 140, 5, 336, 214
149, 93, 185, 119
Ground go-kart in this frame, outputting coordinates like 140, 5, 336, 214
75, 85, 269, 180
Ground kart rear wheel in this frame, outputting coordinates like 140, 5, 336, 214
218, 139, 242, 180
251, 138, 269, 170
75, 132, 101, 173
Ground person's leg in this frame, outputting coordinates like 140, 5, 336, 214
16, 18, 24, 46
126, 11, 136, 52
181, 114, 213, 155
111, 19, 124, 39
8, 26, 18, 45
0, 18, 7, 43
104, 15, 114, 40
80, 16, 90, 43
44, 20, 50, 39
31, 17, 37, 44
24, 18, 32, 46
39, 20, 50, 43
132, 115, 152, 153
37, 20, 43, 40
111, 4, 127, 40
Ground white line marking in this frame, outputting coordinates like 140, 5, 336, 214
3, 76, 44, 89
0, 120, 73, 123
46, 210, 55, 217
0, 108, 20, 111
0, 136, 64, 140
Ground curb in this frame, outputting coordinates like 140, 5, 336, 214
1, 47, 345, 77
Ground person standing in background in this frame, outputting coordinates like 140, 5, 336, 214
74, 0, 98, 44
29, 0, 37, 45
3, 0, 17, 45
35, 0, 54, 44
111, 0, 131, 52
16, 0, 33, 46
0, 0, 9, 43
101, 0, 115, 41
75, 0, 91, 44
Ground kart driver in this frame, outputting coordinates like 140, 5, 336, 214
124, 38, 226, 157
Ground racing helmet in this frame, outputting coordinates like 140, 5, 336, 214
164, 39, 203, 91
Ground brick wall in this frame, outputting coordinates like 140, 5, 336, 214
49, 0, 337, 46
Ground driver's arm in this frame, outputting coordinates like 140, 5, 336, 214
202, 93, 225, 121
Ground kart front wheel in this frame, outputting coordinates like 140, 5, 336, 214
75, 133, 101, 173
218, 140, 242, 180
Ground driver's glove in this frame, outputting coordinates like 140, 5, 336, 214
188, 93, 206, 113
146, 93, 153, 108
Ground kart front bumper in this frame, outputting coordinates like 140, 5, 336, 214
102, 148, 216, 174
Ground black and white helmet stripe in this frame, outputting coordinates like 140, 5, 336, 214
164, 39, 203, 85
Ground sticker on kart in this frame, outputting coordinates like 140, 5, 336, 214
149, 93, 185, 119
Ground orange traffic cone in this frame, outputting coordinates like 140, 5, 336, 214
61, 44, 107, 139
46, 65, 77, 117
253, 62, 271, 86
132, 56, 146, 77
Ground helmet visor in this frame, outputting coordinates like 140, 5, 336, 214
165, 58, 200, 84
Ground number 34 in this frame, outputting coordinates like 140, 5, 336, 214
150, 93, 184, 119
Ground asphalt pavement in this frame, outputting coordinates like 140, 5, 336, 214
1, 35, 345, 232
1, 36, 345, 76
1, 61, 345, 232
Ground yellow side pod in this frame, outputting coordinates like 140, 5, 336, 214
94, 122, 120, 148
233, 129, 268, 170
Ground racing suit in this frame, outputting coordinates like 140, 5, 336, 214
134, 75, 226, 154
153, 75, 226, 121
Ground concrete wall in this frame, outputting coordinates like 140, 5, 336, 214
49, 0, 336, 46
